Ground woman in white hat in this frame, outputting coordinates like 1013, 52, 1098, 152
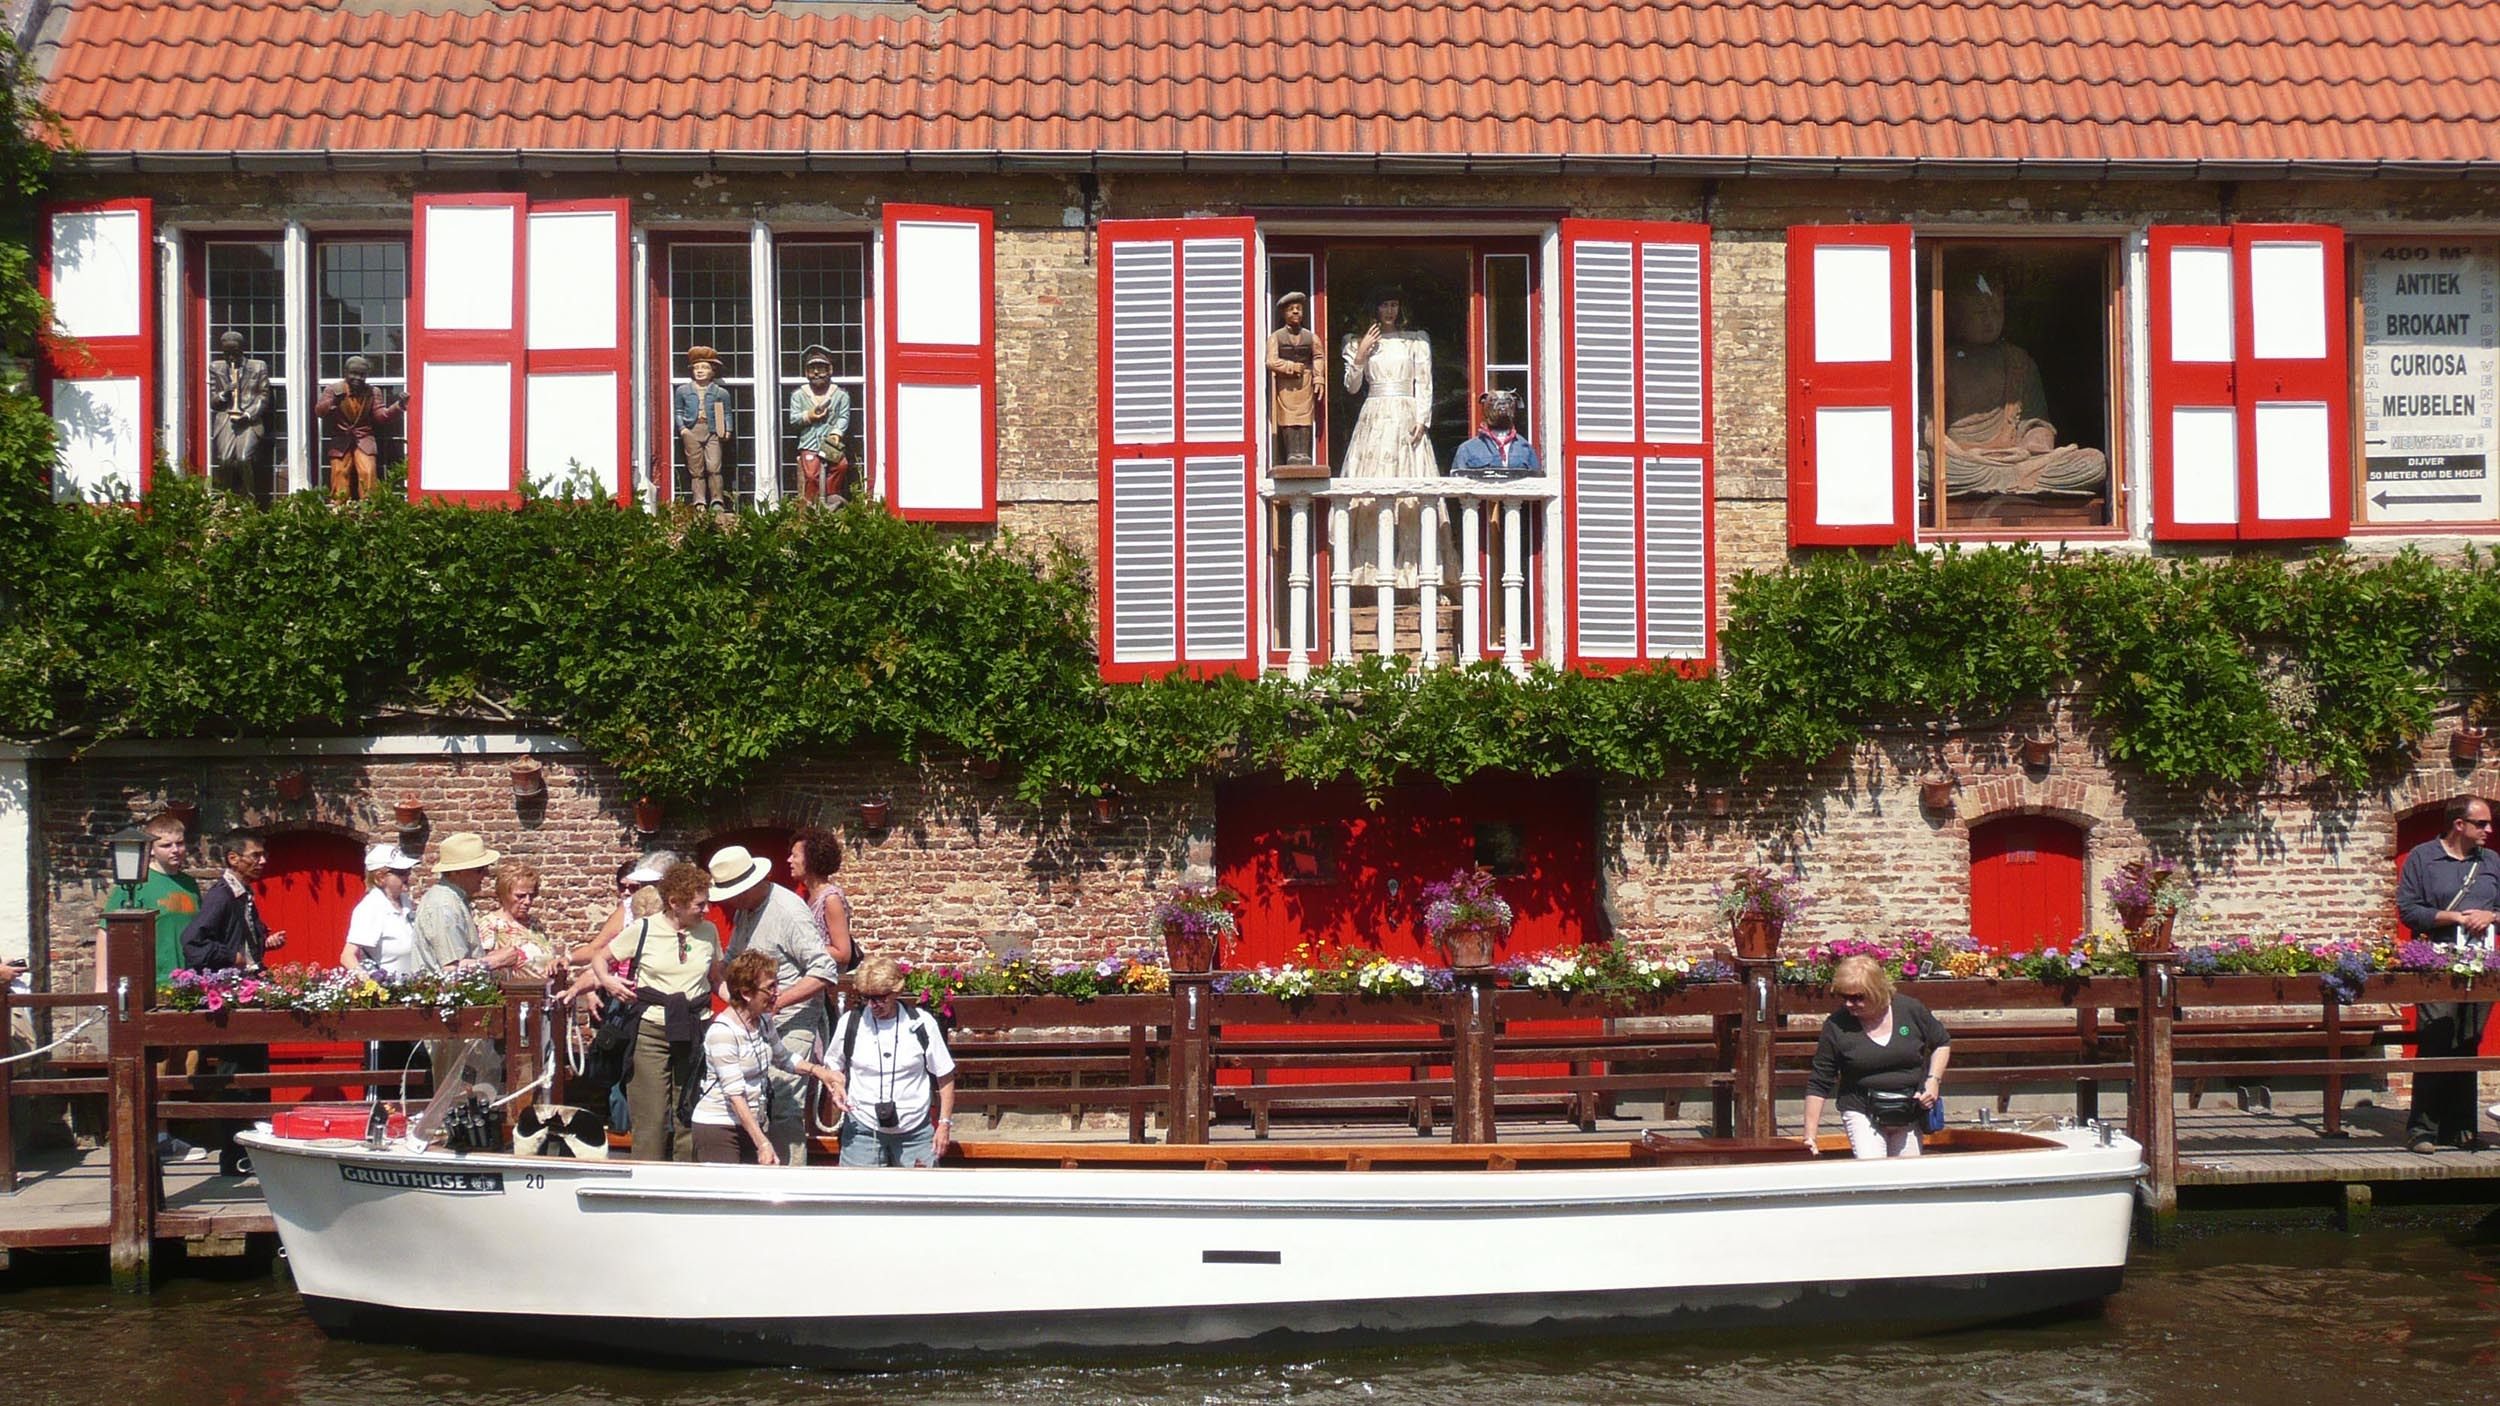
342, 843, 421, 979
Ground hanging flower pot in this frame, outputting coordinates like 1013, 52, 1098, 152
2021, 734, 2056, 768
858, 795, 892, 831
1440, 920, 1505, 969
274, 769, 310, 804
163, 800, 200, 830
632, 796, 664, 834
2452, 726, 2487, 764
970, 756, 1004, 781
1705, 790, 1733, 819
1161, 923, 1218, 973
1090, 793, 1121, 828
2124, 911, 2176, 954
509, 757, 547, 797
1715, 865, 1812, 962
1151, 882, 1239, 974
1918, 776, 1955, 812
2105, 858, 2190, 954
1421, 868, 1513, 969
393, 796, 426, 828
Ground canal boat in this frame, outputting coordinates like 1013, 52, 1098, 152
239, 1120, 2141, 1368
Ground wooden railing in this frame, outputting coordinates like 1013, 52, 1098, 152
10, 919, 2499, 1288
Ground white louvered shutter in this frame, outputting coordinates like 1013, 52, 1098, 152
40, 199, 157, 500
1562, 220, 1715, 668
1097, 220, 1257, 680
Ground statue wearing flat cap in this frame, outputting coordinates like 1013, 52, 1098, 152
1266, 291, 1319, 468
786, 344, 853, 506
314, 354, 404, 501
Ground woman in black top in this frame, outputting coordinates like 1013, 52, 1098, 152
1801, 955, 1952, 1159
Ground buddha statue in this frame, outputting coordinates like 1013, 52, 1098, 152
1936, 271, 2107, 497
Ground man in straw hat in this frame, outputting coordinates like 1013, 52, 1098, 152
710, 844, 842, 1158
673, 345, 735, 512
313, 354, 404, 501
413, 832, 525, 976
787, 344, 852, 506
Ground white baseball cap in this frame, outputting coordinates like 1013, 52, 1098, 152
364, 843, 418, 872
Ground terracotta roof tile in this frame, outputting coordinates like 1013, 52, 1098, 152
37, 0, 2500, 166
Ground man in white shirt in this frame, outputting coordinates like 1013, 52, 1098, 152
829, 955, 955, 1168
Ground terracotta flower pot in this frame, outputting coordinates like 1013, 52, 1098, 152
1705, 791, 1733, 819
2021, 735, 2056, 768
858, 797, 892, 831
163, 800, 199, 829
393, 797, 426, 827
509, 758, 547, 797
1090, 794, 1121, 828
1162, 923, 1218, 974
1439, 922, 1504, 969
970, 757, 1004, 781
2125, 912, 2176, 954
274, 770, 310, 803
2452, 727, 2486, 764
1919, 777, 1955, 812
632, 796, 664, 833
1732, 912, 1783, 961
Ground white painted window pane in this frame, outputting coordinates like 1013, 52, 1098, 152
894, 221, 982, 347
50, 377, 144, 501
422, 206, 516, 333
2169, 246, 2234, 364
50, 211, 144, 340
2253, 401, 2331, 521
526, 211, 618, 352
894, 382, 985, 511
418, 362, 513, 491
2170, 406, 2238, 524
1812, 245, 1892, 364
2249, 241, 2327, 361
524, 372, 619, 495
1812, 406, 1896, 525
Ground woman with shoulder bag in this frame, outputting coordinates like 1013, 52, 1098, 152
568, 861, 719, 1161
1800, 954, 1952, 1159
690, 950, 844, 1165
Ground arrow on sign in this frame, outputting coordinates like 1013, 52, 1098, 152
2372, 490, 2485, 508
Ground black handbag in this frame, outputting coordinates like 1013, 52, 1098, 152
578, 920, 654, 1090
1863, 1089, 1926, 1127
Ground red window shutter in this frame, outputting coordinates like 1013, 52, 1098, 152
1785, 225, 1914, 547
38, 199, 157, 499
1559, 220, 1715, 671
1095, 218, 1258, 681
409, 193, 527, 505
879, 204, 997, 521
2150, 223, 2350, 541
523, 198, 633, 503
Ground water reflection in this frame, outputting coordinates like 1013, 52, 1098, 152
3, 1218, 2497, 1406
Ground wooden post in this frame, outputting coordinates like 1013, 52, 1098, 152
0, 980, 17, 1195
1165, 973, 1214, 1145
102, 911, 158, 1291
1709, 1012, 1737, 1137
1734, 960, 1779, 1140
2132, 948, 2179, 1225
1448, 972, 1499, 1144
500, 980, 539, 1118
2320, 990, 2347, 1138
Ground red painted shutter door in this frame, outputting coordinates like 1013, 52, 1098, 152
1095, 218, 1257, 681
39, 199, 158, 498
880, 204, 998, 521
1968, 816, 2086, 953
1786, 225, 1914, 547
410, 193, 527, 505
2148, 225, 2241, 540
258, 831, 370, 1102
523, 198, 633, 502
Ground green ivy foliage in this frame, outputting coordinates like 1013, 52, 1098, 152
3, 448, 2493, 806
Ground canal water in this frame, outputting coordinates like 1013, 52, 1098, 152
4, 1213, 2498, 1405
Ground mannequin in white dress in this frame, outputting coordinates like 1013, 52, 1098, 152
1339, 290, 1442, 588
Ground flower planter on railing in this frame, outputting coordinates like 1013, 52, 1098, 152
142, 1004, 504, 1045
937, 993, 1171, 1030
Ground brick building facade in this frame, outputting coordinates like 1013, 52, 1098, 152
10, 0, 2500, 979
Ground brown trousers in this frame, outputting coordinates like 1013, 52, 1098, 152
329, 449, 379, 499
681, 427, 726, 508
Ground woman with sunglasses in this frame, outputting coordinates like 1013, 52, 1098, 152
1800, 954, 1952, 1159
690, 949, 843, 1165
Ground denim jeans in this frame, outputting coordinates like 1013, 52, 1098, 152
838, 1120, 937, 1167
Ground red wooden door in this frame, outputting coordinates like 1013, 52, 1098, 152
2391, 807, 2500, 1057
257, 831, 367, 1101
1215, 776, 1598, 1086
1968, 816, 2086, 953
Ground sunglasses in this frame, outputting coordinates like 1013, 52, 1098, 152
1836, 991, 1872, 1004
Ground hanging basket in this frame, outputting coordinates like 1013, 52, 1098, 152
2124, 911, 2175, 954
1732, 912, 1783, 961
393, 796, 427, 828
274, 769, 310, 803
2452, 727, 2487, 764
1162, 923, 1218, 974
857, 797, 892, 831
509, 758, 547, 797
1438, 921, 1505, 970
2020, 735, 2056, 768
632, 796, 664, 834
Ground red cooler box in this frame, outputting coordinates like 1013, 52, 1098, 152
272, 1103, 408, 1141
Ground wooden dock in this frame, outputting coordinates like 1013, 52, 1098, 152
0, 1148, 271, 1262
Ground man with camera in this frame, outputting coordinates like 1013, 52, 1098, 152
827, 955, 955, 1168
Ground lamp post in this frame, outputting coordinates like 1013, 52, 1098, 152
108, 824, 150, 907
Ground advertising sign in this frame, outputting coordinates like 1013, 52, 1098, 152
2359, 241, 2500, 524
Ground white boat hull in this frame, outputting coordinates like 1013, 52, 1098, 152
240, 1128, 2141, 1367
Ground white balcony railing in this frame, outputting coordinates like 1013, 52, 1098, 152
1266, 477, 1558, 679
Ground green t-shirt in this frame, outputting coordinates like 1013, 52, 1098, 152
126, 868, 203, 975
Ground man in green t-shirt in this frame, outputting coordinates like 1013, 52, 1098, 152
106, 814, 210, 1165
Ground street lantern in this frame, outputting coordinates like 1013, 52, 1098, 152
108, 824, 151, 899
